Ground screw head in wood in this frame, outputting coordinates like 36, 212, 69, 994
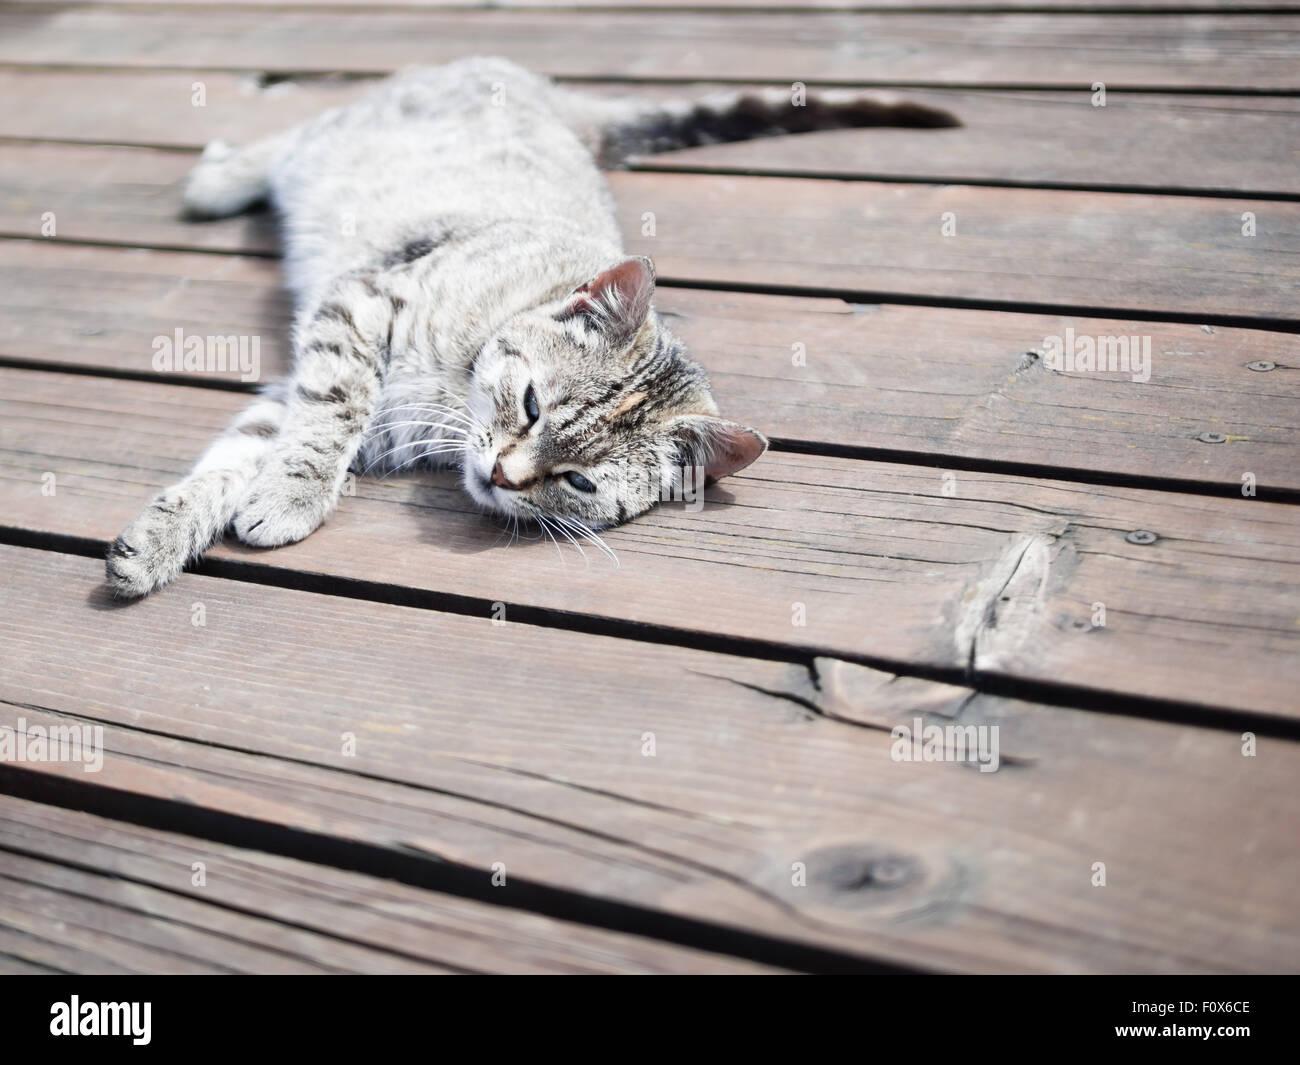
1247, 361, 1276, 372
1197, 431, 1227, 443
1126, 530, 1158, 545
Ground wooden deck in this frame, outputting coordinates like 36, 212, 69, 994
0, 0, 1298, 975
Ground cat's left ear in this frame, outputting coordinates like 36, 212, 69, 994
667, 415, 769, 481
559, 257, 655, 342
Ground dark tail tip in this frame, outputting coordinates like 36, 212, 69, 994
889, 102, 963, 129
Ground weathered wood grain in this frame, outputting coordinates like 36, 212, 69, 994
0, 950, 63, 975
635, 92, 1300, 199
3, 142, 1297, 320
1, 0, 1292, 985
0, 795, 773, 974
2, 8, 1297, 89
0, 855, 440, 975
1, 370, 1297, 717
4, 70, 1297, 197
3, 239, 1297, 493
2, 546, 1298, 973
614, 172, 1300, 322
20, 0, 1287, 11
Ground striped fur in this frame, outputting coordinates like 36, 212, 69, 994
107, 57, 952, 596
552, 85, 960, 167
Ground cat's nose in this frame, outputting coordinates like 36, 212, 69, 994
490, 461, 520, 490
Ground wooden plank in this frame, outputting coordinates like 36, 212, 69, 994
2, 142, 1296, 321
20, 0, 1291, 11
2, 545, 1298, 973
0, 951, 64, 975
0, 69, 364, 150
1, 8, 1297, 90
1, 370, 1297, 718
0, 923, 140, 975
0, 857, 438, 975
0, 796, 773, 974
3, 239, 1297, 494
635, 91, 1300, 199
3, 71, 1298, 198
616, 172, 1300, 322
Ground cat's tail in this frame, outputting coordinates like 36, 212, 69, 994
182, 135, 284, 218
553, 85, 960, 168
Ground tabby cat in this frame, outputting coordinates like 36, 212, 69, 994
106, 57, 955, 596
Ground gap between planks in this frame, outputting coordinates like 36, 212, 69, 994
3, 369, 1299, 725
8, 523, 1300, 743
0, 794, 779, 974
2, 239, 1297, 498
2, 8, 1299, 91
2, 143, 1298, 327
1, 71, 1299, 197
2, 545, 1299, 973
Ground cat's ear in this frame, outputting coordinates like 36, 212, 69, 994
559, 257, 655, 341
667, 415, 769, 481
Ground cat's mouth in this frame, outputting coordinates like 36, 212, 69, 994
465, 463, 516, 513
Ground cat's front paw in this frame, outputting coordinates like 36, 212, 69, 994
232, 462, 335, 547
104, 491, 196, 598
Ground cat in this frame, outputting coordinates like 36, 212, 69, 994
105, 57, 956, 597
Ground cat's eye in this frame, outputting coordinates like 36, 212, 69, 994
523, 384, 540, 428
563, 471, 597, 493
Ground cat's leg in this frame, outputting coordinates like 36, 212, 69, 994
105, 386, 289, 597
230, 278, 392, 547
183, 133, 289, 218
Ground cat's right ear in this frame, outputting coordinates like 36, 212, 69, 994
666, 415, 769, 482
558, 257, 655, 342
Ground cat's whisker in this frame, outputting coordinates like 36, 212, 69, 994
362, 418, 469, 441
364, 437, 467, 473
420, 392, 480, 423
363, 422, 468, 448
506, 513, 536, 549
389, 407, 489, 449
361, 419, 471, 455
511, 515, 543, 544
489, 512, 516, 549
384, 397, 475, 416
548, 516, 590, 566
360, 430, 465, 457
362, 405, 483, 453
384, 402, 484, 432
363, 440, 422, 473
552, 515, 594, 563
533, 514, 567, 566
386, 443, 468, 474
410, 407, 481, 432
557, 515, 619, 567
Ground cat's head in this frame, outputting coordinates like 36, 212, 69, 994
463, 256, 766, 530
